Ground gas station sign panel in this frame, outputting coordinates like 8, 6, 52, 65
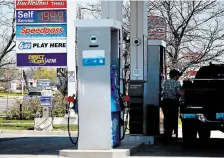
16, 10, 67, 24
16, 53, 67, 67
16, 0, 67, 9
16, 39, 67, 53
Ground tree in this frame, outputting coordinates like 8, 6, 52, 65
0, 1, 16, 67
148, 0, 224, 73
0, 68, 19, 81
33, 68, 57, 84
57, 68, 68, 97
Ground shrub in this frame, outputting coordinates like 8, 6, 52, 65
5, 92, 67, 120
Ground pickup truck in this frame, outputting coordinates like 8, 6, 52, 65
23, 88, 42, 100
180, 64, 224, 145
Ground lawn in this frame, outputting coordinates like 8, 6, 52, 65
0, 118, 33, 123
0, 118, 78, 131
0, 92, 27, 97
0, 124, 78, 131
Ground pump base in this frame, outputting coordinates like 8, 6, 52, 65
34, 117, 53, 131
123, 135, 154, 145
60, 142, 143, 158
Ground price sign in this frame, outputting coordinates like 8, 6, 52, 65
16, 10, 67, 23
37, 10, 67, 23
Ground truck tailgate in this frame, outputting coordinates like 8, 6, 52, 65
185, 88, 224, 120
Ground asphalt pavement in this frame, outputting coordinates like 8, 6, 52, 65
1, 130, 224, 157
0, 131, 78, 157
133, 131, 224, 157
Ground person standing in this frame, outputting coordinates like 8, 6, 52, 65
162, 69, 181, 143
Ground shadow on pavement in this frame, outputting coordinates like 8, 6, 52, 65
0, 136, 77, 155
134, 137, 224, 157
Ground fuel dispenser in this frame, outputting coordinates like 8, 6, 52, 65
74, 19, 124, 150
128, 40, 166, 136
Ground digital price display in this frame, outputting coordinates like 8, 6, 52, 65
37, 10, 67, 23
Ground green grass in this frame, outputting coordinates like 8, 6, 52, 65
0, 124, 34, 130
0, 118, 33, 123
0, 112, 6, 115
0, 92, 27, 97
0, 118, 78, 131
53, 125, 78, 131
0, 123, 78, 131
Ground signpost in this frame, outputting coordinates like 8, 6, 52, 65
15, 0, 68, 126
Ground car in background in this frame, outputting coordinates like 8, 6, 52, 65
24, 88, 42, 100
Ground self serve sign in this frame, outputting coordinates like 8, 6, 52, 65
16, 10, 35, 23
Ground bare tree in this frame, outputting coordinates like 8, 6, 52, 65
0, 0, 16, 67
77, 1, 101, 19
57, 68, 68, 97
149, 0, 224, 73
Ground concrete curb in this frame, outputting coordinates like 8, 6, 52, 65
60, 142, 144, 158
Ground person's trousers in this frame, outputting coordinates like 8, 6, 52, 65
162, 99, 179, 141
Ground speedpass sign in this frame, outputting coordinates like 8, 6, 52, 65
16, 24, 67, 38
16, 10, 67, 23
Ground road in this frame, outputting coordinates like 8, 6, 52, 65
0, 98, 16, 112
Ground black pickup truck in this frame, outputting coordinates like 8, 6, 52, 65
180, 64, 224, 144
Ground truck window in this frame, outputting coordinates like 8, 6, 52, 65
194, 65, 224, 88
28, 92, 42, 96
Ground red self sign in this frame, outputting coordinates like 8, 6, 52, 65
16, 0, 67, 9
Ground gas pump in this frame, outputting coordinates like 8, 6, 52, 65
128, 40, 167, 137
74, 19, 124, 149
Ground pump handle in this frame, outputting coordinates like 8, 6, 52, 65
68, 96, 75, 103
122, 95, 130, 102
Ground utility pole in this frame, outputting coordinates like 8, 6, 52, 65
6, 69, 9, 110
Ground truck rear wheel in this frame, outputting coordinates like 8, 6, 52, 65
182, 120, 197, 146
